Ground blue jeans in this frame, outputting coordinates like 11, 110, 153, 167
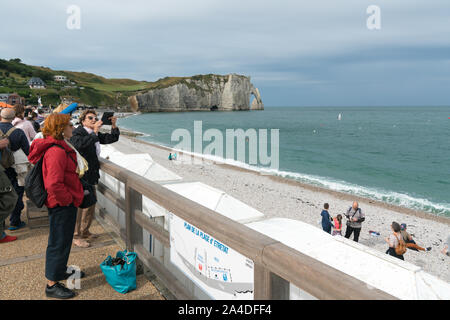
322, 225, 331, 234
45, 204, 77, 282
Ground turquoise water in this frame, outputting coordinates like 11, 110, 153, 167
119, 106, 450, 217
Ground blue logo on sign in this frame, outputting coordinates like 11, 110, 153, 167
223, 274, 228, 282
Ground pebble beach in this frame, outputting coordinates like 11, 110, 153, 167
113, 133, 450, 283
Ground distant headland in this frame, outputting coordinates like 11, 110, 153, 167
0, 58, 263, 112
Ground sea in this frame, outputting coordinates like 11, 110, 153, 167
118, 106, 450, 217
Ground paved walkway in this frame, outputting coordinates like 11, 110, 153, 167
0, 203, 165, 300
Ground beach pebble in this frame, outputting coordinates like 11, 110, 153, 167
118, 135, 450, 283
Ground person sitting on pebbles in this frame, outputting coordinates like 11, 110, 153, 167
400, 223, 431, 252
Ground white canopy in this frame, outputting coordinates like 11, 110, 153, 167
246, 218, 450, 300
163, 182, 265, 224
140, 181, 264, 224
100, 145, 182, 185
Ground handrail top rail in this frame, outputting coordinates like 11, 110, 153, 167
99, 158, 396, 300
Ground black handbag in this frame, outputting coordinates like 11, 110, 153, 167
79, 179, 97, 209
0, 165, 18, 214
64, 151, 97, 209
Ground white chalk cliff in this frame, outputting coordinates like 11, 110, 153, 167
130, 74, 263, 112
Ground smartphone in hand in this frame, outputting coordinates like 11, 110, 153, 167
101, 111, 114, 125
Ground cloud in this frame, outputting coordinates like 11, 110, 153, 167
1, 0, 449, 105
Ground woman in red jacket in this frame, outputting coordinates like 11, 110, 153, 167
28, 113, 84, 299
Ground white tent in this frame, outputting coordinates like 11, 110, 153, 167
139, 182, 264, 224
99, 145, 182, 190
98, 144, 182, 229
246, 218, 450, 300
164, 182, 265, 224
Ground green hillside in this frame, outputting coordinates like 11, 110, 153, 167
0, 58, 153, 109
0, 58, 226, 110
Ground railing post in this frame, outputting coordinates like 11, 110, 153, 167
125, 184, 143, 251
271, 272, 290, 300
253, 263, 271, 299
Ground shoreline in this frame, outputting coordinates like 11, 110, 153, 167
124, 135, 450, 226
113, 132, 450, 282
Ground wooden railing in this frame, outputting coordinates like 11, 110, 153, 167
98, 158, 396, 300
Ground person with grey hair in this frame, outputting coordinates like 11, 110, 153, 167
0, 108, 30, 231
344, 201, 365, 242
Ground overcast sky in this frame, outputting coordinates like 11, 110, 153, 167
1, 0, 449, 106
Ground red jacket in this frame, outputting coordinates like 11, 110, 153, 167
28, 136, 84, 208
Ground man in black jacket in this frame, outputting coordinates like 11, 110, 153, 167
0, 108, 30, 231
70, 110, 120, 247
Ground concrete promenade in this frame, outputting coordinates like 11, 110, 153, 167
0, 203, 165, 300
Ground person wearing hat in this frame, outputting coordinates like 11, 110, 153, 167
400, 223, 431, 252
0, 108, 30, 231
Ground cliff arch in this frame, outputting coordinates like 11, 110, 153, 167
250, 87, 264, 110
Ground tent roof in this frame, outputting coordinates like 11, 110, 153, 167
164, 182, 265, 223
246, 218, 450, 300
0, 102, 15, 108
100, 145, 181, 182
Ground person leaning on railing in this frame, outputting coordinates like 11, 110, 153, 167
28, 113, 85, 299
69, 109, 120, 248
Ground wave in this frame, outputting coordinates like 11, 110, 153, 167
162, 144, 450, 217
117, 123, 152, 138
118, 112, 450, 218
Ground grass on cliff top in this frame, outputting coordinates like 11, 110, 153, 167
0, 58, 242, 107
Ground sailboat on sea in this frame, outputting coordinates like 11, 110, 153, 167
337, 113, 342, 121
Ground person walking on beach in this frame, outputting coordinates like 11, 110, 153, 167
0, 108, 30, 231
385, 222, 406, 260
400, 223, 432, 252
442, 235, 450, 257
344, 201, 365, 242
320, 203, 333, 234
332, 214, 343, 236
70, 110, 120, 248
28, 113, 85, 299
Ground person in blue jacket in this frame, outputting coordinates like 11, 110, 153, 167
321, 203, 333, 234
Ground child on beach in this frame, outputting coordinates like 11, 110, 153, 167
168, 153, 177, 160
320, 203, 333, 234
332, 214, 343, 236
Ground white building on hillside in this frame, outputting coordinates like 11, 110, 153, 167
54, 75, 68, 82
27, 77, 46, 89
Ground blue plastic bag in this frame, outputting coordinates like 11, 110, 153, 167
100, 250, 138, 294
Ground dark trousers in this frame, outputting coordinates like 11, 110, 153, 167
322, 225, 331, 234
386, 247, 404, 260
345, 226, 361, 242
45, 204, 77, 282
8, 178, 24, 227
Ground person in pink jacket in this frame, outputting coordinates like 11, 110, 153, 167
12, 105, 36, 143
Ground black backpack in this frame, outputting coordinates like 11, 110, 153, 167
0, 127, 17, 169
25, 144, 67, 208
